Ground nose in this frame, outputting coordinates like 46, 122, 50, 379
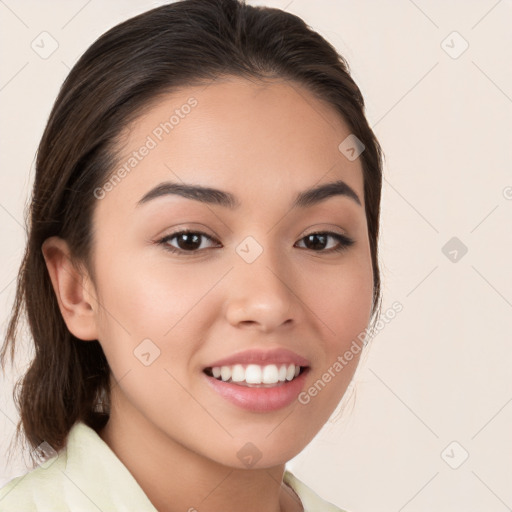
224, 247, 301, 332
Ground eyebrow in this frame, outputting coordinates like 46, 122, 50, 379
136, 179, 362, 209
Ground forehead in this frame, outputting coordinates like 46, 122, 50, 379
96, 76, 365, 218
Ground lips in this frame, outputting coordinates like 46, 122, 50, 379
203, 366, 310, 412
202, 348, 311, 412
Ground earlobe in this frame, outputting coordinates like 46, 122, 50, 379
41, 236, 99, 341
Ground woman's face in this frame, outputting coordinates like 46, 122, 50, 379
87, 76, 374, 468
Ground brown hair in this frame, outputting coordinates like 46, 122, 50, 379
1, 0, 383, 462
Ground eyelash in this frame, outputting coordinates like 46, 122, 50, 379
156, 230, 355, 256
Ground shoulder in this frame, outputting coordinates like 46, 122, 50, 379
0, 449, 71, 511
0, 421, 157, 511
283, 469, 351, 512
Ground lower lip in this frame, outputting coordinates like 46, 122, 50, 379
203, 368, 310, 412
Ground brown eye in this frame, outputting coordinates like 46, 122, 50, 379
295, 232, 354, 253
158, 230, 219, 254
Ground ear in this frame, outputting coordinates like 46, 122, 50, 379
41, 236, 99, 341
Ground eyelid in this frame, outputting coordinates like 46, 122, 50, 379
299, 223, 350, 238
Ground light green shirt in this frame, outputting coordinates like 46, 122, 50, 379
0, 421, 347, 511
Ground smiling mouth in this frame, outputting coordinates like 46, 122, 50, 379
203, 363, 308, 388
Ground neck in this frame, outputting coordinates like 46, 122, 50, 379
98, 389, 303, 512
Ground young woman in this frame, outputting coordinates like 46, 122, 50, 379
0, 0, 383, 510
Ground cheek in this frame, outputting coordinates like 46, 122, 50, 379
92, 250, 217, 377
95, 249, 192, 333
295, 250, 373, 414
302, 253, 374, 345
295, 266, 371, 427
334, 272, 373, 342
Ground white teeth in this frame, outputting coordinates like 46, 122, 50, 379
210, 363, 302, 385
245, 364, 262, 384
262, 364, 279, 384
220, 366, 231, 381
231, 364, 245, 382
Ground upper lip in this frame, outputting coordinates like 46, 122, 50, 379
204, 348, 310, 369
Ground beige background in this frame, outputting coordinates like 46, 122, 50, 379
1, 1, 511, 510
